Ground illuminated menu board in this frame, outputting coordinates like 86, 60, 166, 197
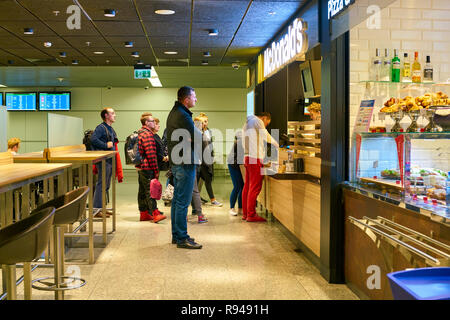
6, 92, 37, 111
39, 92, 71, 111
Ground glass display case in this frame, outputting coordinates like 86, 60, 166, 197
351, 132, 449, 214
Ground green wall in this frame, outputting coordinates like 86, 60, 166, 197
4, 87, 247, 170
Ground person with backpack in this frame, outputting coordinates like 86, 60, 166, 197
90, 107, 118, 217
151, 117, 169, 172
136, 113, 166, 223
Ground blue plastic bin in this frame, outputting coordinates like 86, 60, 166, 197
387, 267, 450, 300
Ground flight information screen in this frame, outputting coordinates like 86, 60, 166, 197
6, 92, 37, 111
39, 92, 71, 111
0, 92, 3, 105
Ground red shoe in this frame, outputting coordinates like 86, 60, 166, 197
198, 215, 208, 223
246, 215, 266, 222
140, 211, 153, 221
152, 209, 167, 223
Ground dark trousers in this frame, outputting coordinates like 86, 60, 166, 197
228, 164, 244, 209
137, 170, 157, 213
198, 165, 215, 199
94, 161, 112, 209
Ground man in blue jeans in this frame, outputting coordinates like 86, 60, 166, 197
166, 86, 203, 249
90, 107, 118, 217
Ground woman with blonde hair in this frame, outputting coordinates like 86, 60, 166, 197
195, 113, 222, 207
7, 137, 21, 155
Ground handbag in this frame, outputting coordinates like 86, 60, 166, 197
150, 178, 162, 200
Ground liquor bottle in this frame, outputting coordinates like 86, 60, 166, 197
371, 48, 382, 81
381, 48, 391, 81
402, 53, 412, 83
423, 55, 433, 82
412, 51, 422, 83
391, 49, 401, 83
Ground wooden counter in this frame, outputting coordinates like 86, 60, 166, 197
13, 151, 48, 163
343, 187, 450, 300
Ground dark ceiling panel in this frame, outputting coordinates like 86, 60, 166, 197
191, 36, 233, 48
0, 0, 38, 21
17, 0, 76, 22
63, 56, 95, 66
135, 0, 191, 22
76, 47, 120, 57
153, 47, 189, 59
44, 48, 85, 58
231, 35, 268, 47
22, 36, 72, 49
144, 22, 190, 37
193, 1, 249, 22
63, 36, 110, 48
7, 48, 52, 59
77, 0, 139, 22
114, 48, 153, 57
0, 20, 56, 36
95, 21, 144, 36
158, 60, 188, 67
106, 36, 149, 48
148, 36, 188, 49
0, 57, 33, 66
44, 19, 101, 36
122, 55, 157, 66
190, 48, 227, 59
245, 1, 304, 22
0, 36, 33, 49
89, 56, 127, 66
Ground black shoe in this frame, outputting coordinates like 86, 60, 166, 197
192, 210, 198, 216
200, 197, 208, 204
177, 239, 202, 249
172, 237, 195, 244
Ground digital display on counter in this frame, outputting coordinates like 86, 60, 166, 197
5, 92, 37, 111
39, 92, 71, 111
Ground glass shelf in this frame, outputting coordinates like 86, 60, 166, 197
358, 132, 450, 139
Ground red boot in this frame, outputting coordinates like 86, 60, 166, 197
152, 209, 167, 223
246, 215, 266, 222
140, 210, 153, 221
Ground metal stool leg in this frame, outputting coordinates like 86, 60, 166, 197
54, 225, 64, 300
3, 264, 17, 300
23, 262, 32, 300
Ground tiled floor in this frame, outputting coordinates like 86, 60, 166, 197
2, 172, 358, 300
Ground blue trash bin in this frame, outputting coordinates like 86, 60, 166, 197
387, 267, 450, 300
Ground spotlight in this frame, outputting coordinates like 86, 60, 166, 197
208, 29, 218, 36
203, 51, 211, 57
131, 52, 139, 58
59, 52, 67, 58
44, 41, 52, 48
23, 28, 34, 35
124, 41, 133, 48
104, 9, 116, 17
72, 59, 79, 65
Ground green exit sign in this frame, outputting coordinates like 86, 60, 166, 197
134, 69, 151, 79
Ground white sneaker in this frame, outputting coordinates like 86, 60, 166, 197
229, 208, 238, 216
211, 200, 223, 207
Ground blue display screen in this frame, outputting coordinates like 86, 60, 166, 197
39, 92, 71, 111
6, 92, 37, 111
0, 92, 3, 105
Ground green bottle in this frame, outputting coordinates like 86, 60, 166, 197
391, 49, 401, 83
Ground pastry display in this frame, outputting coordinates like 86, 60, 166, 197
307, 102, 321, 121
426, 188, 446, 201
380, 92, 450, 114
381, 169, 400, 179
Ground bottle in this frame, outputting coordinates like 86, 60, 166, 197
446, 172, 450, 206
412, 51, 422, 83
423, 55, 433, 82
382, 48, 391, 81
371, 48, 382, 81
391, 49, 401, 83
402, 53, 412, 83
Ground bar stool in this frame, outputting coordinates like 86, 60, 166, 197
0, 207, 55, 300
31, 186, 89, 300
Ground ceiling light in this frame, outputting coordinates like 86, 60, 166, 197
106, 60, 110, 64
155, 9, 175, 15
59, 52, 67, 58
208, 29, 218, 36
93, 51, 104, 55
203, 51, 211, 57
0, 84, 7, 87
268, 11, 276, 16
44, 42, 52, 48
201, 60, 208, 65
104, 9, 116, 17
164, 51, 178, 55
149, 78, 162, 87
57, 77, 64, 82
124, 41, 133, 48
86, 41, 91, 46
151, 66, 158, 78
72, 59, 79, 65
136, 60, 144, 65
131, 52, 139, 57
23, 28, 34, 35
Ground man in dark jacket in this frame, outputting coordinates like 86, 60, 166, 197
136, 113, 166, 223
166, 86, 203, 249
90, 107, 118, 217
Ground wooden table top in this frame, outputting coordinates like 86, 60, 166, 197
47, 150, 116, 162
13, 151, 47, 163
0, 163, 71, 190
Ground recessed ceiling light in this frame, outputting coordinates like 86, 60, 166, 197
131, 51, 139, 57
106, 59, 110, 64
59, 52, 67, 58
136, 60, 144, 64
124, 41, 133, 48
44, 41, 52, 48
201, 60, 208, 65
203, 51, 211, 57
155, 9, 175, 15
0, 84, 7, 87
86, 41, 91, 46
23, 28, 34, 35
208, 29, 218, 36
164, 51, 178, 55
149, 78, 162, 87
7, 60, 14, 65
104, 9, 116, 17
249, 41, 254, 45
72, 59, 79, 65
268, 11, 276, 16
94, 51, 104, 55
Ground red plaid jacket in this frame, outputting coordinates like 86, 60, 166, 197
135, 126, 159, 173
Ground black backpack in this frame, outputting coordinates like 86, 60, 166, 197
124, 130, 143, 165
83, 129, 94, 151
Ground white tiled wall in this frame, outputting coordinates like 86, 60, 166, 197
350, 0, 450, 175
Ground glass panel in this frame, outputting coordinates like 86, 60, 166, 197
47, 113, 83, 148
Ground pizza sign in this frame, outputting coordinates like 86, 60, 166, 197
328, 0, 355, 20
